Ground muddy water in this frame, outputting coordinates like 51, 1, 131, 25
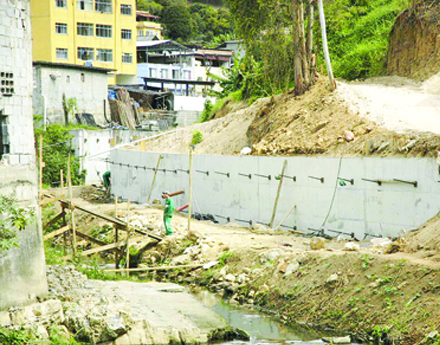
195, 291, 360, 345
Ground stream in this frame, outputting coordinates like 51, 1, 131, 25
195, 291, 361, 345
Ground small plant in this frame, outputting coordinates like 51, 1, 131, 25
218, 251, 238, 266
361, 254, 373, 271
191, 130, 203, 145
200, 99, 214, 123
0, 327, 35, 345
0, 195, 35, 251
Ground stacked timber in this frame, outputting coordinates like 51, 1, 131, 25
108, 88, 139, 129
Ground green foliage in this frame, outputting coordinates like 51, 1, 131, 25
162, 5, 194, 41
361, 254, 373, 270
218, 251, 238, 265
324, 0, 410, 79
45, 243, 67, 265
191, 130, 203, 145
200, 99, 214, 123
0, 327, 35, 345
136, 0, 233, 44
34, 123, 86, 186
48, 325, 85, 345
0, 195, 35, 251
224, 0, 297, 96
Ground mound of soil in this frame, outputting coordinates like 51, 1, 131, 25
133, 76, 440, 158
404, 212, 440, 261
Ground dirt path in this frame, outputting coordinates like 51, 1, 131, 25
337, 76, 440, 135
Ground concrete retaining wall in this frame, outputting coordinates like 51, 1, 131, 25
0, 1, 47, 310
0, 164, 47, 310
110, 149, 440, 239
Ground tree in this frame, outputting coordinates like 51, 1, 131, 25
137, 0, 163, 15
225, 0, 314, 96
161, 5, 193, 41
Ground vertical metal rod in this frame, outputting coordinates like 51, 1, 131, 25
188, 146, 194, 232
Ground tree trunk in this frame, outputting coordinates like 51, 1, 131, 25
317, 0, 335, 91
293, 0, 308, 95
306, 0, 316, 78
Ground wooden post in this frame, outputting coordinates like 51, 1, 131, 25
126, 199, 131, 277
188, 146, 194, 232
270, 160, 287, 228
60, 169, 64, 189
62, 207, 67, 253
39, 134, 45, 200
317, 0, 335, 91
60, 169, 64, 198
275, 205, 297, 231
115, 196, 119, 269
67, 154, 77, 256
147, 155, 163, 204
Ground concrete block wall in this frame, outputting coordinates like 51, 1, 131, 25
0, 0, 47, 310
0, 164, 48, 310
110, 149, 440, 239
33, 65, 109, 125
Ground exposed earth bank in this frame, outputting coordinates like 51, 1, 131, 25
42, 195, 440, 345
135, 76, 440, 158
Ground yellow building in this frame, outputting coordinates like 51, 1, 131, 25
31, 0, 137, 85
136, 11, 163, 40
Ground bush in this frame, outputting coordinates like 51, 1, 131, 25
200, 100, 214, 123
34, 123, 86, 186
191, 130, 203, 145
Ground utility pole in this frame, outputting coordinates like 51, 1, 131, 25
317, 0, 336, 91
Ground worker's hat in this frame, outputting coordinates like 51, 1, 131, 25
162, 191, 170, 196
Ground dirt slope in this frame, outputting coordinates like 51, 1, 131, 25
136, 76, 440, 157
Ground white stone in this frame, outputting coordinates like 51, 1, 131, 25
326, 274, 339, 284
371, 238, 392, 247
344, 242, 360, 251
285, 261, 300, 276
225, 274, 235, 282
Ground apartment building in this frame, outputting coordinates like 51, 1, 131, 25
136, 11, 163, 40
31, 0, 137, 85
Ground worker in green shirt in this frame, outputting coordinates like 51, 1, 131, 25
162, 191, 174, 236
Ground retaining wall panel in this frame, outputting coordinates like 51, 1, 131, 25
110, 150, 440, 239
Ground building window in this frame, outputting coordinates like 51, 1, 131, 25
55, 0, 67, 8
120, 4, 131, 15
97, 49, 113, 62
161, 69, 168, 79
172, 70, 179, 79
122, 53, 132, 63
121, 29, 131, 40
95, 0, 112, 13
149, 68, 156, 78
56, 48, 68, 60
0, 114, 10, 158
77, 0, 93, 11
147, 30, 154, 37
96, 24, 112, 38
137, 29, 144, 37
55, 23, 67, 34
77, 47, 94, 60
77, 23, 94, 36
